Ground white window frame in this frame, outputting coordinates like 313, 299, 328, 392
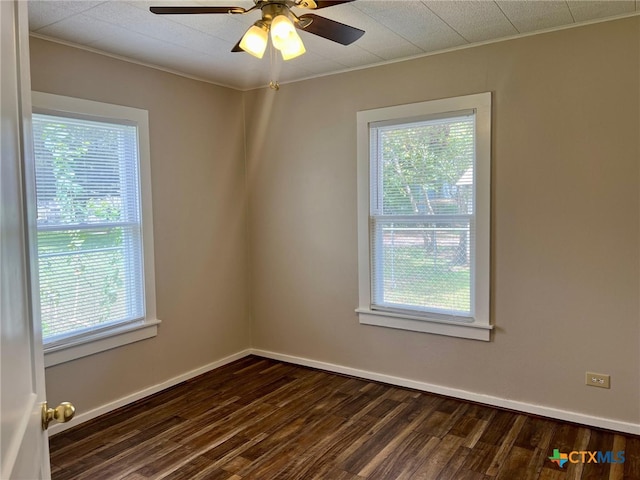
31, 92, 160, 366
356, 92, 492, 341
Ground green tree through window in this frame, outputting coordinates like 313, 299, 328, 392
371, 115, 475, 315
33, 114, 144, 340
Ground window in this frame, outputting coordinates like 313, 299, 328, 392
356, 93, 492, 341
31, 92, 159, 366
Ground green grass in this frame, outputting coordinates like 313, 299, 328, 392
381, 243, 470, 313
38, 228, 127, 338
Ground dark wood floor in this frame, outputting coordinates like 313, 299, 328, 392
50, 355, 639, 480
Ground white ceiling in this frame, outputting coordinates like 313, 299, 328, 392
28, 0, 640, 90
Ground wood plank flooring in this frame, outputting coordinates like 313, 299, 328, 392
49, 355, 640, 480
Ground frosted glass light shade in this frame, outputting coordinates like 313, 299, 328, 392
270, 15, 296, 51
239, 25, 268, 59
280, 30, 306, 60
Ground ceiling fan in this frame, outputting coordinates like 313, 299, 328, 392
150, 0, 365, 61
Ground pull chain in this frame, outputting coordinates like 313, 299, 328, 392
269, 42, 280, 90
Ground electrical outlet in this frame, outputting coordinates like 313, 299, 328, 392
586, 372, 610, 389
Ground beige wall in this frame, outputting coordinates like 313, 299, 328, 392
30, 38, 251, 413
244, 17, 640, 424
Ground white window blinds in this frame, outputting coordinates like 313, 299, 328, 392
369, 112, 476, 318
32, 113, 145, 342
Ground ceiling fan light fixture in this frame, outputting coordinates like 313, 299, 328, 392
150, 1, 365, 64
239, 23, 268, 59
270, 14, 297, 50
280, 30, 306, 60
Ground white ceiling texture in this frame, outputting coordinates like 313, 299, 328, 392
28, 0, 640, 90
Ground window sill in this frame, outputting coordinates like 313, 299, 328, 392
356, 309, 491, 341
44, 319, 161, 367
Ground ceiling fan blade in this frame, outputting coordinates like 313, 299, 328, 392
297, 0, 355, 8
313, 1, 356, 9
231, 39, 243, 52
150, 6, 246, 15
297, 14, 364, 45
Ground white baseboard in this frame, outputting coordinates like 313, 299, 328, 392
251, 349, 640, 436
48, 349, 252, 436
49, 347, 640, 436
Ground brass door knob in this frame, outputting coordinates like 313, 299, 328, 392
42, 401, 75, 430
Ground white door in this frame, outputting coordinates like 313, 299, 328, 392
1, 1, 50, 478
